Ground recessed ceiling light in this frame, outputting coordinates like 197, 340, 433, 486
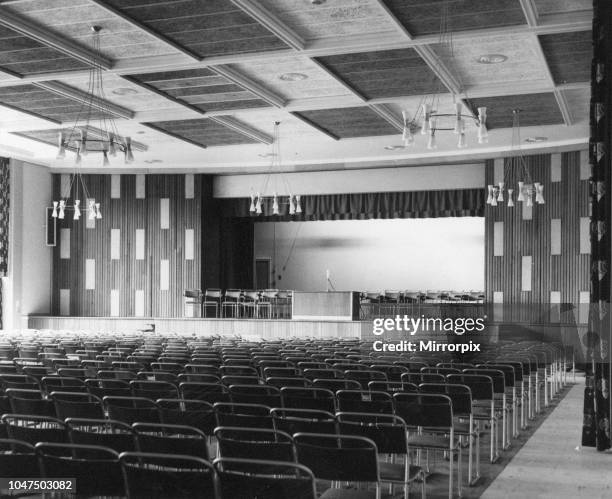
476, 54, 508, 64
525, 136, 548, 143
384, 145, 406, 151
278, 73, 308, 82
112, 87, 139, 95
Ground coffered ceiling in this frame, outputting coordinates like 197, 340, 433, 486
0, 0, 592, 172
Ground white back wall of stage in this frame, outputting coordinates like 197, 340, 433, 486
4, 160, 52, 330
254, 218, 484, 292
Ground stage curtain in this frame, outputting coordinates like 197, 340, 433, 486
0, 158, 9, 329
220, 218, 254, 290
221, 188, 484, 221
582, 0, 612, 451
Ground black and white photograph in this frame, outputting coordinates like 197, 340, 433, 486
0, 0, 610, 498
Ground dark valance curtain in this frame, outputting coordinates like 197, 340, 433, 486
221, 188, 484, 221
582, 0, 612, 451
0, 157, 9, 329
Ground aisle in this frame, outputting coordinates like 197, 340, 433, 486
482, 378, 612, 499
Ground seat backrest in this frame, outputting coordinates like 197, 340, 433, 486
280, 387, 335, 413
393, 392, 453, 429
179, 382, 230, 404
132, 422, 209, 459
337, 412, 407, 454
215, 426, 295, 462
103, 396, 161, 424
156, 398, 216, 436
294, 433, 379, 482
336, 390, 394, 414
50, 391, 105, 420
228, 384, 281, 407
0, 438, 39, 478
368, 381, 419, 394
312, 378, 361, 391
214, 458, 315, 499
271, 408, 337, 436
36, 442, 123, 497
65, 418, 137, 453
120, 452, 218, 499
447, 374, 493, 402
214, 402, 274, 429
2, 414, 68, 445
463, 369, 505, 393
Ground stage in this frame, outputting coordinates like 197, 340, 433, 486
27, 315, 373, 340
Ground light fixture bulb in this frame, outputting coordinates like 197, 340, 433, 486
457, 133, 467, 148
272, 194, 279, 215
74, 199, 81, 220
497, 182, 504, 202
255, 193, 262, 215
95, 203, 102, 219
486, 185, 494, 205
517, 181, 525, 202
289, 195, 295, 215
58, 200, 65, 219
249, 194, 256, 213
52, 201, 58, 218
295, 195, 302, 214
427, 131, 436, 150
507, 189, 514, 207
88, 200, 96, 220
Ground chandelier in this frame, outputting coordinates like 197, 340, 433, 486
486, 109, 544, 208
249, 122, 302, 216
51, 173, 101, 220
400, 1, 488, 149
56, 26, 135, 166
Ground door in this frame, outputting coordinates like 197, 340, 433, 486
255, 258, 271, 289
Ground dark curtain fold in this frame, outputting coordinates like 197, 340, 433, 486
221, 188, 484, 221
583, 0, 612, 451
0, 158, 9, 330
220, 218, 254, 290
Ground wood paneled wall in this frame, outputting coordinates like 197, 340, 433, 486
52, 174, 207, 318
485, 150, 590, 322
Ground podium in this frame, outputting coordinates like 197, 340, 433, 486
292, 291, 360, 321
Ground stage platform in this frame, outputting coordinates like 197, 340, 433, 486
27, 316, 373, 340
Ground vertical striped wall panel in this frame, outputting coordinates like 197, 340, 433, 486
485, 150, 590, 322
52, 174, 204, 317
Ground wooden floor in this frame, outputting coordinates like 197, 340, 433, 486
483, 376, 612, 499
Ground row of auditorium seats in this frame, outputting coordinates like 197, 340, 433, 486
0, 333, 570, 499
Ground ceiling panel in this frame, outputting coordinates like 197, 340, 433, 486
433, 33, 550, 87
0, 83, 117, 123
98, 0, 290, 58
381, 0, 527, 37
292, 106, 399, 139
316, 48, 442, 99
539, 31, 591, 84
0, 24, 91, 75
143, 118, 261, 148
231, 108, 322, 139
12, 125, 147, 152
228, 56, 354, 100
466, 92, 564, 129
126, 68, 272, 112
563, 87, 590, 124
1, 0, 179, 60
62, 73, 185, 112
257, 0, 399, 40
534, 0, 591, 15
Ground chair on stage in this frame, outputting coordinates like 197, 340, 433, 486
183, 289, 203, 318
